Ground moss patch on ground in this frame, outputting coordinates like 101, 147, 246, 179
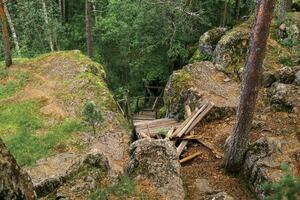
0, 50, 127, 166
0, 100, 84, 166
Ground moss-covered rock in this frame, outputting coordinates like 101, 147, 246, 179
1, 51, 130, 198
211, 20, 291, 79
199, 27, 227, 58
164, 61, 240, 120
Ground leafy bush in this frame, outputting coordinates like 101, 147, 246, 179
263, 164, 300, 200
82, 101, 103, 135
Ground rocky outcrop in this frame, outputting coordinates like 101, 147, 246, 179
25, 152, 109, 198
243, 137, 294, 199
267, 83, 300, 112
199, 28, 227, 58
213, 25, 250, 74
128, 139, 185, 200
164, 61, 240, 120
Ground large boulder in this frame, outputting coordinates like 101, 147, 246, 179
128, 139, 185, 200
25, 152, 109, 197
211, 21, 291, 78
213, 24, 250, 74
199, 27, 227, 58
243, 137, 294, 199
267, 83, 300, 112
164, 61, 240, 120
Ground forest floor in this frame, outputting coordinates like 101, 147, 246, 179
180, 91, 300, 200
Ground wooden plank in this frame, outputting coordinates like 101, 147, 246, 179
171, 104, 207, 138
184, 102, 214, 135
165, 127, 174, 140
177, 140, 188, 156
177, 104, 193, 156
134, 119, 178, 129
176, 104, 209, 138
133, 118, 174, 126
179, 152, 201, 164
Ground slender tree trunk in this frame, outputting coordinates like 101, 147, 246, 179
85, 0, 93, 58
0, 138, 36, 199
222, 0, 228, 27
42, 0, 54, 52
0, 0, 12, 67
235, 0, 241, 21
224, 0, 276, 172
4, 3, 21, 56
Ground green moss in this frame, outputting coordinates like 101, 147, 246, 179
0, 70, 29, 100
89, 176, 142, 200
3, 116, 84, 166
189, 50, 212, 64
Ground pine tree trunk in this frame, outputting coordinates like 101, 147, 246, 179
222, 1, 228, 27
4, 3, 21, 56
42, 0, 54, 52
0, 138, 36, 199
0, 0, 12, 67
235, 0, 241, 21
224, 0, 276, 172
85, 0, 93, 58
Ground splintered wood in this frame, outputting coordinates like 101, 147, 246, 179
171, 102, 214, 139
133, 101, 219, 163
134, 118, 181, 139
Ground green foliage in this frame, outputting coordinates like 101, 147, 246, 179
0, 100, 83, 166
89, 176, 140, 200
157, 128, 168, 137
263, 164, 300, 200
82, 101, 103, 134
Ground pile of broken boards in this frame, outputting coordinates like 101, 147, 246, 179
133, 101, 222, 163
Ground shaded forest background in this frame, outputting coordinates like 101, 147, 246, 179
1, 0, 257, 95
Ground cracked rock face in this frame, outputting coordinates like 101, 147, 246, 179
267, 83, 300, 112
164, 61, 239, 121
128, 139, 185, 200
199, 27, 227, 57
243, 137, 293, 199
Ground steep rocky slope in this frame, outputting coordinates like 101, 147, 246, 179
0, 51, 130, 199
165, 12, 300, 200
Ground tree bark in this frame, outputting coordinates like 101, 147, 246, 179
41, 0, 54, 52
0, 138, 36, 199
0, 0, 12, 67
235, 0, 241, 21
223, 0, 275, 172
4, 3, 21, 56
221, 0, 228, 27
85, 0, 93, 58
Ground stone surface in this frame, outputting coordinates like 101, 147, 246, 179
213, 25, 249, 73
274, 66, 300, 84
25, 153, 85, 197
25, 152, 111, 198
164, 61, 240, 120
295, 70, 300, 85
267, 83, 300, 112
194, 178, 215, 194
209, 192, 234, 200
199, 27, 227, 57
243, 137, 293, 199
128, 139, 185, 200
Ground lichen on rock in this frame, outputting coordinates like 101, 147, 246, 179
164, 61, 240, 120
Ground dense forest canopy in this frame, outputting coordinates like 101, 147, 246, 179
0, 0, 257, 96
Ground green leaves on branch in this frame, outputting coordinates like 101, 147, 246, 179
82, 101, 103, 135
263, 164, 300, 200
